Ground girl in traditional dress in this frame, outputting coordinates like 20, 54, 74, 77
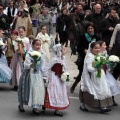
10, 30, 22, 89
43, 44, 69, 117
36, 25, 51, 64
79, 42, 112, 113
17, 26, 29, 52
98, 41, 120, 106
18, 39, 45, 115
0, 41, 12, 83
10, 27, 29, 89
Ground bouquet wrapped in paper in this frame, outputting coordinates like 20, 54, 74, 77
107, 55, 120, 73
93, 55, 108, 78
29, 51, 41, 72
60, 71, 70, 82
16, 38, 25, 62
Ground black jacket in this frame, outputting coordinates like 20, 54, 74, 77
100, 17, 119, 46
85, 12, 104, 34
77, 34, 101, 58
56, 14, 70, 34
0, 13, 10, 30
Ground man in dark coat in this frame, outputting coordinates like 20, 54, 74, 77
85, 3, 104, 36
100, 7, 119, 47
56, 8, 70, 46
0, 3, 10, 31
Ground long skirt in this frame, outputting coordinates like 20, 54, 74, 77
18, 69, 30, 105
10, 52, 23, 87
44, 89, 69, 110
18, 69, 45, 108
79, 89, 113, 108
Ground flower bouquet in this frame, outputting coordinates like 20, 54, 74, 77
0, 41, 5, 47
107, 55, 120, 73
60, 71, 70, 82
29, 51, 41, 72
93, 55, 108, 78
16, 38, 25, 62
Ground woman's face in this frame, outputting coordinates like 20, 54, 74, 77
41, 26, 47, 34
11, 34, 17, 40
101, 42, 107, 51
18, 28, 25, 37
32, 41, 41, 51
91, 44, 100, 55
87, 25, 94, 35
62, 9, 67, 15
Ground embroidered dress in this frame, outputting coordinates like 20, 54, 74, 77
80, 50, 113, 108
10, 37, 28, 87
44, 44, 69, 110
0, 54, 12, 83
36, 32, 51, 64
18, 48, 45, 108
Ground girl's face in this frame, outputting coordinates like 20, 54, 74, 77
18, 28, 25, 37
32, 41, 41, 51
20, 0, 25, 7
91, 44, 100, 55
11, 34, 17, 40
101, 42, 107, 51
41, 26, 47, 34
87, 25, 94, 35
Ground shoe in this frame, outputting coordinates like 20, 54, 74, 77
14, 86, 18, 90
113, 101, 118, 106
80, 106, 88, 111
54, 111, 63, 117
42, 106, 46, 111
32, 109, 40, 115
70, 87, 75, 93
100, 107, 111, 113
18, 105, 25, 112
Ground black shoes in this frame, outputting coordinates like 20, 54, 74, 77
113, 100, 118, 106
100, 107, 111, 113
33, 109, 40, 115
18, 105, 25, 112
80, 106, 89, 112
54, 111, 63, 117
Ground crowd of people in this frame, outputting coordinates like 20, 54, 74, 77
0, 0, 120, 117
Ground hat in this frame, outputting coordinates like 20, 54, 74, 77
29, 35, 35, 39
11, 30, 18, 35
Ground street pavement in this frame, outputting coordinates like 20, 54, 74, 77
0, 27, 120, 120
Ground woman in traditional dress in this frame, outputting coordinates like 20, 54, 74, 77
12, 0, 32, 37
36, 25, 51, 64
43, 44, 69, 117
30, 0, 41, 27
98, 41, 120, 106
79, 42, 112, 113
0, 41, 12, 83
18, 39, 46, 115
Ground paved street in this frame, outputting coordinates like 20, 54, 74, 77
0, 27, 120, 120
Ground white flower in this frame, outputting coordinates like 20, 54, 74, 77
29, 51, 41, 58
61, 71, 69, 82
16, 37, 23, 43
96, 56, 101, 61
108, 55, 120, 62
0, 41, 5, 46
